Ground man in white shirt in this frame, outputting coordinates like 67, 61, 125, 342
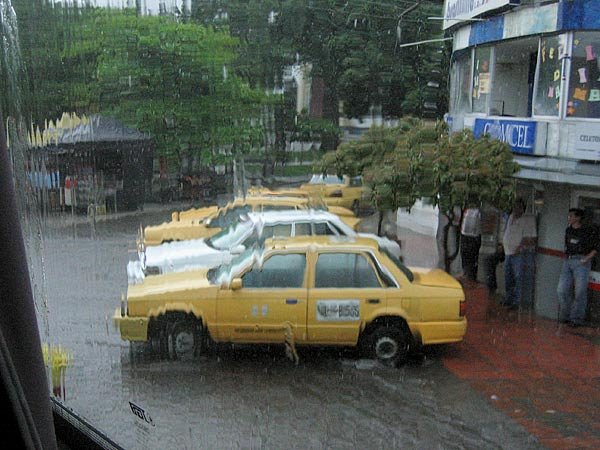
502, 198, 537, 309
460, 207, 482, 281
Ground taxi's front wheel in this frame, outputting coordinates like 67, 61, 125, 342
167, 319, 202, 361
369, 327, 409, 367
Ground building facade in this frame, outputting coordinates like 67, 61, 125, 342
444, 0, 600, 323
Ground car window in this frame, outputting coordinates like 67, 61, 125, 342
262, 224, 292, 239
313, 222, 336, 235
315, 253, 381, 288
261, 204, 297, 211
324, 175, 344, 184
212, 206, 249, 228
380, 247, 414, 282
349, 177, 362, 187
207, 219, 253, 250
242, 253, 306, 288
328, 222, 347, 235
294, 222, 311, 236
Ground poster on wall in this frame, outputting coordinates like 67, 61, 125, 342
443, 0, 520, 30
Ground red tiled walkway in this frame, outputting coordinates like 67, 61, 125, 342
443, 282, 600, 449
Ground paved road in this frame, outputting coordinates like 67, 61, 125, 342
31, 204, 543, 449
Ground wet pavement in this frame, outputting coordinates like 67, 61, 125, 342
446, 281, 600, 450
28, 203, 600, 449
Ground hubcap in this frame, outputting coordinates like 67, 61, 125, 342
174, 329, 195, 359
375, 336, 398, 360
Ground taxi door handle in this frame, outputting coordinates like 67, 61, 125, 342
286, 298, 298, 305
367, 298, 380, 304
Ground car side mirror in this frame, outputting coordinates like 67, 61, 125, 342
231, 278, 242, 291
231, 244, 245, 254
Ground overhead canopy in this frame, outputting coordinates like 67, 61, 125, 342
29, 113, 152, 149
46, 115, 151, 145
514, 155, 600, 188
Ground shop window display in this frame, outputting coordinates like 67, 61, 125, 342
567, 32, 600, 119
534, 34, 567, 117
472, 47, 492, 114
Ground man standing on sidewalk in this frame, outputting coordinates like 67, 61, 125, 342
460, 206, 482, 281
557, 208, 599, 327
502, 198, 537, 310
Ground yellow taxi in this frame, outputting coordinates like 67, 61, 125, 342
114, 236, 467, 366
143, 195, 359, 246
299, 174, 368, 214
244, 186, 356, 219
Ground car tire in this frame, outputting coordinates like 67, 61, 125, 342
352, 200, 360, 217
168, 319, 201, 361
368, 326, 409, 367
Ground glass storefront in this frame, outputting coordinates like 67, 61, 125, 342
472, 46, 492, 114
451, 31, 600, 121
449, 50, 472, 115
567, 32, 600, 119
534, 34, 567, 117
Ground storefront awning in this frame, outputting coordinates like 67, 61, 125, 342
514, 155, 600, 188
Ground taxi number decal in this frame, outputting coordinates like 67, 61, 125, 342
316, 300, 360, 321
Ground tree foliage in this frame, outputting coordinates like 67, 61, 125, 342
319, 120, 520, 271
192, 0, 448, 149
9, 3, 273, 168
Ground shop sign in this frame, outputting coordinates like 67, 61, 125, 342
473, 118, 536, 155
568, 122, 600, 161
443, 0, 519, 30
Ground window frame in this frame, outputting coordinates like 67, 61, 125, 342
532, 34, 565, 120
313, 251, 384, 289
450, 48, 474, 115
563, 31, 600, 122
312, 221, 338, 236
241, 252, 307, 289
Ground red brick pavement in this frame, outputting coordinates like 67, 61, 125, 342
443, 281, 600, 450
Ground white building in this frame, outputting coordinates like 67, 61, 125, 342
444, 0, 600, 324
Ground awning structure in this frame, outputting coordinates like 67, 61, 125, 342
29, 113, 151, 148
514, 155, 600, 189
26, 113, 154, 212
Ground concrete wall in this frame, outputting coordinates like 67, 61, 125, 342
535, 182, 570, 319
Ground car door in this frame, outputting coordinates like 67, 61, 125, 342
307, 251, 388, 345
217, 252, 308, 343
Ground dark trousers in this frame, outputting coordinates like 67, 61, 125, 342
460, 234, 481, 281
484, 250, 505, 293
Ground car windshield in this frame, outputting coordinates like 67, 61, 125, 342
308, 174, 344, 184
206, 218, 253, 250
208, 246, 257, 286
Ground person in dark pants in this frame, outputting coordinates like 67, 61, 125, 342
556, 208, 599, 327
502, 199, 537, 310
484, 243, 505, 293
460, 207, 482, 281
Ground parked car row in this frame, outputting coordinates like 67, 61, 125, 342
116, 186, 466, 366
141, 193, 358, 246
127, 210, 402, 284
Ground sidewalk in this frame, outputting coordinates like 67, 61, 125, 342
444, 281, 600, 449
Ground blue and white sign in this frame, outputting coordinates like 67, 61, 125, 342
473, 118, 537, 155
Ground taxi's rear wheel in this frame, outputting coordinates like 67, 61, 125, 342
369, 327, 409, 367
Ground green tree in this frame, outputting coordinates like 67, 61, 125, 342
319, 120, 520, 272
11, 4, 273, 171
